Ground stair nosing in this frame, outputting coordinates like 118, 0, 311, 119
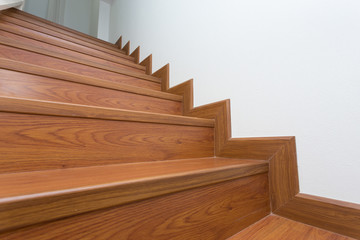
0, 96, 214, 127
0, 58, 182, 102
0, 21, 145, 71
0, 37, 160, 83
0, 158, 268, 232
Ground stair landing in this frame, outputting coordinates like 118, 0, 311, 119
228, 215, 355, 240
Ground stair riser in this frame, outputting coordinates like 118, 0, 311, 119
0, 11, 130, 60
0, 69, 182, 115
0, 45, 161, 90
0, 112, 214, 173
0, 22, 141, 72
0, 174, 270, 240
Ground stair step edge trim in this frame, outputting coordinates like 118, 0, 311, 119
0, 96, 214, 127
0, 161, 268, 232
0, 58, 182, 102
0, 37, 160, 83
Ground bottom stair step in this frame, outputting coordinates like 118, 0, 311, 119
228, 215, 355, 240
0, 157, 268, 237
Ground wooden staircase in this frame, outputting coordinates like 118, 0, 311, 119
0, 8, 358, 240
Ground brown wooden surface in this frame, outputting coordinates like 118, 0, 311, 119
0, 42, 161, 90
0, 174, 270, 239
115, 36, 122, 48
130, 46, 140, 63
8, 8, 117, 49
275, 194, 360, 239
0, 111, 214, 173
122, 40, 130, 55
228, 215, 355, 240
0, 69, 182, 115
140, 54, 153, 75
153, 63, 170, 91
0, 21, 140, 70
2, 9, 129, 59
0, 58, 181, 101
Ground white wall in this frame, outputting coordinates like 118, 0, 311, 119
24, 0, 48, 19
97, 0, 111, 41
109, 0, 360, 203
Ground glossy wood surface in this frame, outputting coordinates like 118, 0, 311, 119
228, 215, 355, 240
0, 69, 182, 115
153, 63, 169, 91
140, 54, 153, 75
0, 111, 214, 173
0, 174, 270, 239
0, 42, 161, 90
0, 58, 181, 101
0, 20, 140, 70
1, 10, 130, 59
276, 194, 360, 239
7, 8, 117, 49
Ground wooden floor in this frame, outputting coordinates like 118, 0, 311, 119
228, 215, 355, 240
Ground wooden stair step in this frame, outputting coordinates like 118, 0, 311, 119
0, 96, 214, 173
0, 38, 161, 90
0, 20, 141, 70
0, 157, 268, 233
1, 8, 130, 59
228, 215, 355, 240
0, 65, 182, 115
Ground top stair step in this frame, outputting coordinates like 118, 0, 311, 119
0, 157, 268, 233
2, 8, 121, 53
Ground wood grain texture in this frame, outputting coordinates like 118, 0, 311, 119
130, 46, 140, 63
0, 158, 268, 232
140, 54, 153, 75
0, 69, 182, 115
0, 42, 161, 90
0, 174, 270, 239
122, 40, 130, 55
153, 63, 170, 91
2, 9, 129, 59
0, 96, 213, 127
0, 111, 214, 173
0, 21, 141, 70
275, 194, 360, 239
0, 58, 181, 101
7, 8, 117, 49
228, 215, 355, 240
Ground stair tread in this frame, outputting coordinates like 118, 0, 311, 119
0, 157, 267, 200
0, 157, 268, 232
0, 96, 212, 127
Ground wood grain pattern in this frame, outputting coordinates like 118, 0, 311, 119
0, 58, 181, 101
0, 42, 161, 90
2, 9, 129, 59
0, 111, 214, 173
0, 96, 213, 127
140, 54, 153, 75
7, 8, 117, 49
115, 36, 122, 48
0, 158, 268, 232
0, 21, 141, 70
153, 63, 170, 91
275, 194, 360, 239
228, 215, 355, 240
0, 69, 182, 115
130, 46, 140, 63
0, 174, 270, 239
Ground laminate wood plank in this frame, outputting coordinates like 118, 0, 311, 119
140, 54, 153, 75
130, 46, 140, 63
228, 215, 355, 240
0, 43, 161, 90
275, 194, 360, 239
115, 36, 122, 48
0, 69, 182, 115
0, 174, 270, 239
122, 40, 130, 55
0, 58, 181, 101
0, 96, 213, 127
0, 111, 214, 173
2, 9, 129, 59
0, 21, 141, 70
7, 8, 117, 49
153, 63, 169, 91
